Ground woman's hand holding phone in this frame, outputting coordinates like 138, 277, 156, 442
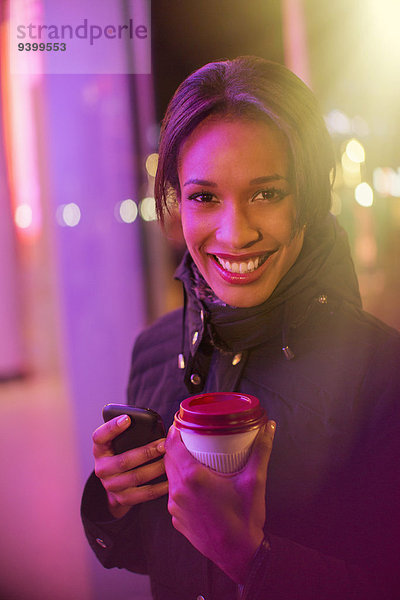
92, 414, 168, 519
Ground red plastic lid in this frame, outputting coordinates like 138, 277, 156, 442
174, 392, 267, 434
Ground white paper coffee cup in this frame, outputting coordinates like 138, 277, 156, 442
174, 392, 267, 473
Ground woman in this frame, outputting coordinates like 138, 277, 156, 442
81, 57, 400, 600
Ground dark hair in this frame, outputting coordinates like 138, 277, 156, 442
155, 56, 335, 231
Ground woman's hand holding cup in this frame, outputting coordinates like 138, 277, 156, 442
92, 415, 168, 519
165, 421, 276, 583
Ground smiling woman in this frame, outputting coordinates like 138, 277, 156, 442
81, 56, 400, 600
178, 117, 304, 307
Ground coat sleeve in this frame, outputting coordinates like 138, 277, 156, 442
239, 332, 400, 600
238, 534, 373, 600
80, 471, 148, 574
80, 328, 156, 575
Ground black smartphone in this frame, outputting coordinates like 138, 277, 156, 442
102, 404, 166, 455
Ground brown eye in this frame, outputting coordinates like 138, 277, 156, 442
188, 192, 215, 203
253, 188, 288, 203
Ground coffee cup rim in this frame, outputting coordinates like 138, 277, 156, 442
174, 392, 267, 434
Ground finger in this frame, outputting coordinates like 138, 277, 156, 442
106, 457, 167, 493
164, 425, 199, 474
111, 479, 169, 508
95, 438, 167, 478
165, 423, 179, 447
93, 415, 131, 457
165, 424, 192, 460
246, 420, 276, 473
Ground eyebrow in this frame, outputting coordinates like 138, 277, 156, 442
249, 175, 289, 185
183, 178, 217, 188
183, 174, 289, 187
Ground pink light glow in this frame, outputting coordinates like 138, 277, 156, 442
281, 0, 312, 88
2, 0, 44, 241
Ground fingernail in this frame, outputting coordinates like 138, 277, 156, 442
157, 440, 165, 453
269, 420, 276, 432
117, 415, 130, 426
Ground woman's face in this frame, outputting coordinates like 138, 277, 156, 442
178, 117, 304, 308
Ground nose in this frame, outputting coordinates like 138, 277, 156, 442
215, 202, 262, 249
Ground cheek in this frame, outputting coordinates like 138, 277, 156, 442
181, 210, 211, 251
267, 205, 297, 244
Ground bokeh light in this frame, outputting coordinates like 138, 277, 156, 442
56, 203, 81, 227
355, 182, 373, 207
14, 204, 33, 229
325, 109, 352, 135
139, 197, 157, 221
341, 152, 361, 187
119, 199, 138, 223
345, 139, 365, 164
373, 167, 400, 198
145, 153, 159, 178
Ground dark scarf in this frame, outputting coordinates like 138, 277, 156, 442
175, 214, 361, 355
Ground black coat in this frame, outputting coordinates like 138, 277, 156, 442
82, 216, 400, 599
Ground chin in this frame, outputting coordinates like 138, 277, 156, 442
213, 284, 273, 308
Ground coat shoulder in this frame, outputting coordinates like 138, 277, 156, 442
131, 308, 183, 369
126, 309, 187, 424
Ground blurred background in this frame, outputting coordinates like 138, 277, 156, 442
1, 0, 399, 598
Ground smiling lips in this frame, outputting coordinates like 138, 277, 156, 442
210, 250, 278, 284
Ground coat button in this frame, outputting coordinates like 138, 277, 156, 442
282, 345, 295, 360
196, 596, 206, 600
95, 537, 107, 548
318, 294, 328, 304
192, 331, 199, 345
200, 309, 204, 323
190, 373, 202, 386
232, 353, 242, 365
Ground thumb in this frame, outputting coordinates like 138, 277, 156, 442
246, 420, 276, 473
165, 423, 194, 463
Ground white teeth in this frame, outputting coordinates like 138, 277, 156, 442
215, 255, 266, 274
